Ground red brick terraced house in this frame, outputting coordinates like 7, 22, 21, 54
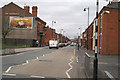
81, 2, 120, 55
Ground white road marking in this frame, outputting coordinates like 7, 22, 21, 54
5, 66, 13, 73
16, 53, 24, 55
21, 63, 27, 65
30, 75, 45, 78
3, 73, 16, 76
76, 56, 78, 62
66, 56, 73, 78
5, 59, 30, 73
85, 52, 90, 58
26, 60, 29, 63
104, 71, 115, 80
2, 55, 14, 57
36, 57, 39, 59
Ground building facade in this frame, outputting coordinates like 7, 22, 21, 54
81, 2, 120, 55
1, 2, 70, 47
1, 2, 37, 47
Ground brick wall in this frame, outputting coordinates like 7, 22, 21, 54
100, 8, 119, 54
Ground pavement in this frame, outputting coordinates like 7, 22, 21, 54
1, 46, 48, 55
78, 47, 119, 80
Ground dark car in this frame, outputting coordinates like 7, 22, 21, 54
58, 43, 64, 47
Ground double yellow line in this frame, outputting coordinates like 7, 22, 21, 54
74, 47, 76, 56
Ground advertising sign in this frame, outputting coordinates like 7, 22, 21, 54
10, 16, 33, 29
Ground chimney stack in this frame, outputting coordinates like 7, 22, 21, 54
32, 6, 38, 17
24, 6, 30, 12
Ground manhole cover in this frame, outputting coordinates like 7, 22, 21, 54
39, 60, 52, 62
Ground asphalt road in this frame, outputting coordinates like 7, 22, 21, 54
2, 47, 57, 73
2, 46, 87, 79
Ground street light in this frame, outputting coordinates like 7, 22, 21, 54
84, 7, 89, 50
77, 33, 79, 36
52, 21, 56, 39
83, 7, 89, 26
52, 21, 56, 28
78, 28, 81, 36
61, 29, 63, 43
63, 31, 66, 43
63, 31, 65, 35
78, 28, 81, 50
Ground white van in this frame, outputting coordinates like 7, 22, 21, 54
49, 40, 59, 49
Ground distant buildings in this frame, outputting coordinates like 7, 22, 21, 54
1, 2, 69, 47
81, 1, 120, 55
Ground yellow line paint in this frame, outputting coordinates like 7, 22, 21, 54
90, 56, 95, 58
91, 62, 108, 64
74, 49, 75, 56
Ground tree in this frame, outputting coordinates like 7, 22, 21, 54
2, 27, 13, 39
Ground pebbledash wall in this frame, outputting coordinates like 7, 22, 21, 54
1, 2, 37, 46
82, 2, 120, 55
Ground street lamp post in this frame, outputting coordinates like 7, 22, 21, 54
52, 21, 56, 28
52, 21, 56, 39
78, 28, 81, 50
84, 7, 89, 50
84, 7, 89, 26
63, 31, 65, 43
61, 29, 63, 43
78, 28, 81, 36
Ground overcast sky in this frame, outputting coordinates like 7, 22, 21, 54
0, 0, 118, 39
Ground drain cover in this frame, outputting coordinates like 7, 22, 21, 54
39, 60, 52, 62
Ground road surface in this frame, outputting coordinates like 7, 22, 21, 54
2, 46, 86, 79
2, 47, 57, 73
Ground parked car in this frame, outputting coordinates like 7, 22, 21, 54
58, 43, 64, 47
70, 42, 76, 46
49, 40, 59, 49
